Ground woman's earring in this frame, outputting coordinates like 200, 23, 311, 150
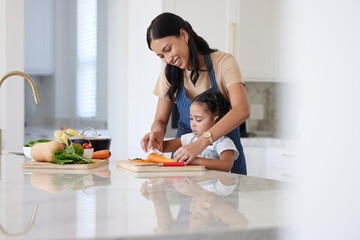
186, 39, 188, 44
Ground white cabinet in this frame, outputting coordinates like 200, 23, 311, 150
163, 0, 279, 82
242, 138, 297, 182
25, 0, 54, 75
243, 146, 267, 178
237, 0, 279, 81
163, 0, 229, 53
267, 146, 297, 182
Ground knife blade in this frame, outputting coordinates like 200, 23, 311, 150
149, 148, 163, 156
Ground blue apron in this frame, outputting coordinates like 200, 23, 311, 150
175, 54, 247, 174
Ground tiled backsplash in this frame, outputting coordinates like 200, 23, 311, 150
245, 82, 278, 136
165, 82, 289, 138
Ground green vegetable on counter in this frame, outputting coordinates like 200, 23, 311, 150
24, 139, 51, 147
52, 174, 89, 191
51, 144, 94, 165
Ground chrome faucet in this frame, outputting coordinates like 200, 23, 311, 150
0, 71, 40, 154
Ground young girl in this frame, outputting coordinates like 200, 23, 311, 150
161, 90, 239, 172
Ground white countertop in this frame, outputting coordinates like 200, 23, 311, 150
0, 154, 292, 240
241, 137, 296, 148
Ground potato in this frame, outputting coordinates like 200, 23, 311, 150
30, 141, 64, 162
30, 173, 63, 193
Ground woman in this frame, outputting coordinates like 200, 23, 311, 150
140, 12, 249, 174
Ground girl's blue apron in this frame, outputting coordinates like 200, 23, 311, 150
174, 54, 247, 174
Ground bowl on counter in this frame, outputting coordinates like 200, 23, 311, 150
68, 127, 111, 152
23, 146, 33, 159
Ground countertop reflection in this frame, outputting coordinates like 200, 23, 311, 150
0, 153, 292, 240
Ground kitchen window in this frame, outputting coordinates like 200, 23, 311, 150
76, 0, 98, 119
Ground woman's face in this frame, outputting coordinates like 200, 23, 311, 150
189, 102, 217, 137
150, 30, 190, 69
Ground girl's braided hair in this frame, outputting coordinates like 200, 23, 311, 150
192, 90, 230, 122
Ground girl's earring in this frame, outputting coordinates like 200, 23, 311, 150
186, 39, 188, 44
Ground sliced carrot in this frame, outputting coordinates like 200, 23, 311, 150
92, 150, 111, 159
147, 153, 174, 163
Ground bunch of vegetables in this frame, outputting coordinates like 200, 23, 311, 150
51, 143, 94, 165
54, 128, 80, 145
27, 127, 111, 165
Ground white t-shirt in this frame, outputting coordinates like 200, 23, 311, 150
180, 133, 239, 161
197, 178, 240, 197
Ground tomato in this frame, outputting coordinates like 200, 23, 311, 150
83, 143, 89, 147
84, 145, 92, 149
71, 143, 76, 145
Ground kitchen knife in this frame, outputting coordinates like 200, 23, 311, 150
149, 148, 163, 156
158, 162, 184, 166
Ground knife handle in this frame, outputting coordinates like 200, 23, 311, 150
158, 162, 185, 166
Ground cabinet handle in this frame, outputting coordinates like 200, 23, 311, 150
232, 22, 236, 56
282, 153, 297, 158
282, 173, 296, 178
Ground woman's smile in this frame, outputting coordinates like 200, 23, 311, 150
173, 57, 181, 67
150, 34, 190, 70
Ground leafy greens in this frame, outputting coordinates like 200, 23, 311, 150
51, 144, 94, 165
24, 139, 51, 147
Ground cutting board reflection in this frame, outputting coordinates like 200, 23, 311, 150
116, 160, 205, 172
23, 159, 109, 170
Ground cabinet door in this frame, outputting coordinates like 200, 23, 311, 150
267, 146, 298, 182
25, 0, 54, 75
243, 146, 267, 178
163, 0, 230, 53
164, 0, 279, 82
237, 0, 278, 80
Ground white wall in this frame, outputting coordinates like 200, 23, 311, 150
280, 0, 360, 239
107, 0, 163, 160
0, 0, 25, 153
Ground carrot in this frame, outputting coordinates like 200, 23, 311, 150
92, 150, 111, 159
147, 153, 174, 163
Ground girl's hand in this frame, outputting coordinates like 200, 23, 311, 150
140, 131, 164, 152
173, 140, 205, 164
173, 178, 204, 197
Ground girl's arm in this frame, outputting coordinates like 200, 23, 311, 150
140, 98, 173, 152
174, 83, 249, 163
189, 150, 234, 172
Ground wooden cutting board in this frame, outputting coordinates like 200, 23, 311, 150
22, 159, 109, 170
116, 160, 205, 172
23, 164, 110, 174
116, 166, 206, 178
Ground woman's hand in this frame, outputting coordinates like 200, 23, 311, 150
140, 131, 164, 152
140, 180, 166, 202
140, 98, 173, 152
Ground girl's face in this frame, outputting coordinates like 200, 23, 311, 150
189, 102, 217, 137
150, 29, 190, 69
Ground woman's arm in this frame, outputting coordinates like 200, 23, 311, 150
140, 98, 173, 152
208, 83, 249, 142
173, 83, 249, 163
162, 138, 182, 153
190, 150, 234, 172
